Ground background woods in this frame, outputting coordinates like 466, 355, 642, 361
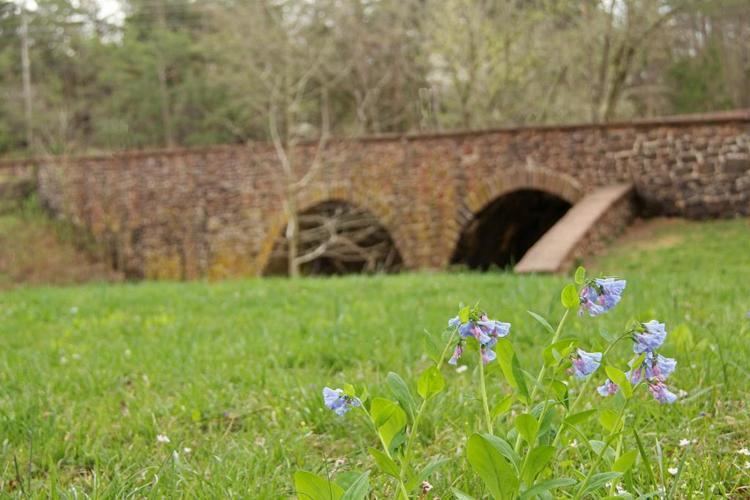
0, 0, 749, 157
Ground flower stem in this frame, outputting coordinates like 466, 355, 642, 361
398, 327, 459, 493
478, 348, 493, 434
362, 406, 410, 499
551, 331, 633, 448
514, 307, 571, 452
573, 399, 630, 499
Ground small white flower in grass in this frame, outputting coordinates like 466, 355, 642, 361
183, 447, 192, 453
70, 307, 78, 314
156, 434, 170, 444
421, 480, 433, 494
744, 461, 750, 470
679, 438, 691, 447
455, 365, 468, 373
668, 467, 678, 476
738, 448, 750, 456
616, 484, 627, 495
570, 439, 578, 448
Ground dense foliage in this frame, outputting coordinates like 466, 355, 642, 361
1, 0, 749, 156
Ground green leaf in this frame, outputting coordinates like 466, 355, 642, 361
294, 471, 344, 500
459, 306, 471, 323
605, 365, 632, 398
520, 478, 577, 499
582, 472, 622, 494
543, 339, 576, 367
515, 413, 539, 445
550, 380, 569, 406
451, 488, 476, 500
561, 284, 579, 309
466, 433, 518, 500
341, 471, 369, 500
599, 408, 623, 433
564, 409, 597, 426
386, 372, 416, 422
370, 398, 407, 448
612, 450, 638, 473
406, 458, 451, 490
496, 339, 519, 389
527, 310, 555, 335
574, 266, 586, 284
417, 366, 445, 400
512, 353, 530, 403
368, 448, 399, 478
491, 394, 515, 420
521, 445, 555, 484
480, 433, 521, 469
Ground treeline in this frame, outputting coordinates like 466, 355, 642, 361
0, 0, 748, 156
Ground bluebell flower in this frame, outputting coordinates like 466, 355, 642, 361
634, 320, 667, 353
323, 387, 360, 416
447, 313, 510, 365
448, 344, 464, 365
630, 352, 677, 384
649, 381, 678, 404
579, 278, 626, 317
570, 349, 602, 379
597, 379, 619, 397
481, 346, 497, 364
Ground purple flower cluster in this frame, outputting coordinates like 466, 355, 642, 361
322, 387, 361, 416
598, 320, 679, 404
570, 349, 602, 379
579, 278, 627, 317
447, 314, 511, 365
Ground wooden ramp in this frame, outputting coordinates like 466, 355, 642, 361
515, 184, 635, 274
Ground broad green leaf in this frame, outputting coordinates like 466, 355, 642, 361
417, 366, 445, 400
451, 488, 476, 500
527, 310, 555, 335
459, 306, 471, 323
368, 448, 399, 478
496, 339, 519, 389
521, 445, 555, 484
341, 471, 369, 500
294, 471, 344, 500
599, 408, 623, 433
582, 472, 622, 495
370, 398, 407, 448
480, 433, 521, 469
550, 380, 569, 405
561, 284, 579, 309
605, 365, 633, 398
512, 353, 530, 403
515, 413, 539, 445
612, 450, 638, 473
491, 394, 515, 419
574, 266, 586, 284
520, 478, 577, 499
466, 433, 518, 500
564, 409, 597, 426
386, 372, 416, 422
543, 339, 576, 367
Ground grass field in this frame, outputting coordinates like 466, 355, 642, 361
1, 218, 749, 498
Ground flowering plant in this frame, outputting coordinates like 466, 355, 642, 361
295, 266, 682, 498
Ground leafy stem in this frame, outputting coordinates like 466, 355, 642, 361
478, 346, 493, 434
361, 406, 410, 499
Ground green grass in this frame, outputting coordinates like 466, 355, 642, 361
1, 218, 749, 497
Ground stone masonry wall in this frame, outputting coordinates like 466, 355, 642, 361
1, 110, 748, 279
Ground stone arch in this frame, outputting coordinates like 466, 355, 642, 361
254, 184, 410, 275
443, 166, 584, 269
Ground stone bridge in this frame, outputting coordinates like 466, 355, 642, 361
1, 110, 748, 279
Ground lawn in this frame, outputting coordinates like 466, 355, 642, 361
1, 218, 749, 498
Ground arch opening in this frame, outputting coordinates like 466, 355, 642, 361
451, 189, 572, 270
264, 200, 403, 276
